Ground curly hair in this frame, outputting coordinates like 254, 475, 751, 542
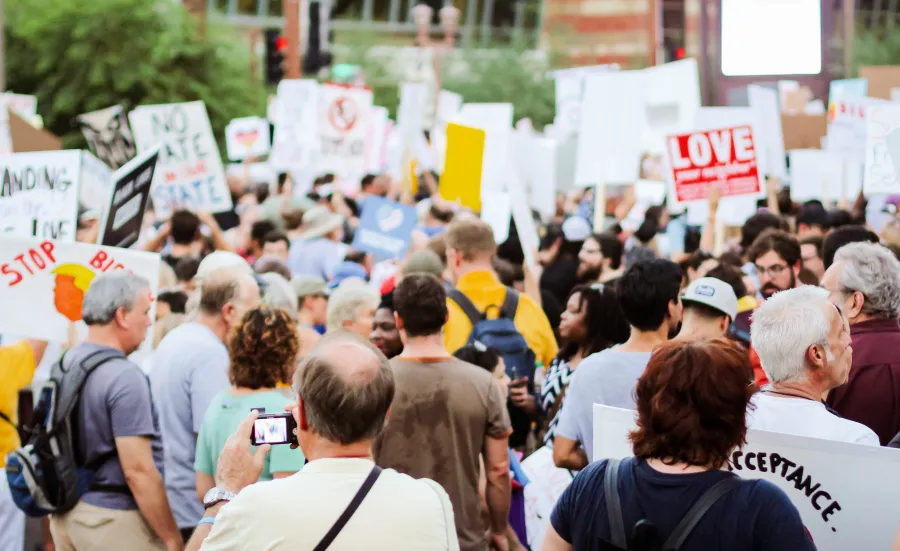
228, 306, 299, 389
629, 338, 755, 469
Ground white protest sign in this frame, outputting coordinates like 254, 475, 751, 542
454, 103, 514, 193
885, 127, 900, 187
436, 90, 462, 126
748, 85, 787, 179
128, 101, 230, 218
319, 84, 374, 178
79, 150, 114, 213
398, 82, 429, 136
224, 117, 271, 161
0, 234, 159, 344
364, 107, 390, 174
828, 97, 888, 164
789, 149, 862, 202
270, 80, 321, 173
641, 59, 702, 155
593, 404, 900, 551
76, 105, 137, 170
864, 103, 900, 195
0, 151, 81, 241
507, 166, 539, 273
480, 191, 511, 244
550, 64, 620, 139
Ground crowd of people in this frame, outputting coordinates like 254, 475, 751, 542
3, 164, 900, 551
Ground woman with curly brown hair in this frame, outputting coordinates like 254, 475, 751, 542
194, 306, 305, 501
543, 339, 815, 551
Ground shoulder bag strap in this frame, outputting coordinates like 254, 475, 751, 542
662, 476, 741, 550
500, 288, 520, 320
447, 289, 482, 328
312, 466, 383, 551
603, 458, 628, 548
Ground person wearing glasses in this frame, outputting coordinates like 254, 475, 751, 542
745, 229, 803, 385
749, 285, 879, 446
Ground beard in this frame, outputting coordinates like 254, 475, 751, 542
760, 270, 796, 299
578, 263, 602, 282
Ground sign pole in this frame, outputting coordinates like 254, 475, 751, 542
285, 0, 302, 79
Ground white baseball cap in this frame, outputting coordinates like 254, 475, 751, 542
681, 277, 738, 321
562, 216, 592, 242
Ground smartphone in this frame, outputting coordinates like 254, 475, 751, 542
249, 412, 298, 446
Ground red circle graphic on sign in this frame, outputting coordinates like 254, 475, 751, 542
328, 97, 358, 132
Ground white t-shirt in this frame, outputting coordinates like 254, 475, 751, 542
747, 393, 880, 446
199, 458, 459, 551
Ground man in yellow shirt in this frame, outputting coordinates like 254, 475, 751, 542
443, 218, 558, 447
1, 339, 48, 551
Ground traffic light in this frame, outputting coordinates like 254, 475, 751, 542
302, 1, 333, 75
264, 29, 286, 86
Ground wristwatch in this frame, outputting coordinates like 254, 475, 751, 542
202, 487, 236, 509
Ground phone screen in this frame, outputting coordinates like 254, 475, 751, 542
252, 415, 291, 445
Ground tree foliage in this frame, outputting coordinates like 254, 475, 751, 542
6, 0, 267, 148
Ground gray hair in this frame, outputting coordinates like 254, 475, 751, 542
260, 272, 299, 315
833, 242, 900, 319
326, 282, 379, 331
751, 286, 833, 384
82, 272, 151, 326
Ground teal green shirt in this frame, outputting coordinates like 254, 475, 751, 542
195, 390, 305, 479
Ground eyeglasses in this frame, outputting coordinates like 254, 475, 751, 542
754, 264, 788, 278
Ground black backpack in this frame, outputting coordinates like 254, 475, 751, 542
600, 458, 741, 551
5, 348, 129, 517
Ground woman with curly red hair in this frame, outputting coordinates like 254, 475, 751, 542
194, 306, 305, 502
543, 339, 815, 551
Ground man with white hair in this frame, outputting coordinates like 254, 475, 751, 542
749, 286, 879, 446
326, 280, 380, 339
50, 273, 184, 550
822, 242, 900, 445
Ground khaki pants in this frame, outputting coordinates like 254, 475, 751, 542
50, 501, 164, 551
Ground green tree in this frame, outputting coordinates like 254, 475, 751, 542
6, 0, 267, 149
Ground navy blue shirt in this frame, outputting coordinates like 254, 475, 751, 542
550, 458, 815, 551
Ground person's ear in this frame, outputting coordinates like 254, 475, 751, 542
850, 291, 865, 319
295, 396, 308, 431
720, 315, 731, 334
221, 302, 235, 325
394, 312, 405, 331
806, 343, 827, 370
792, 261, 802, 279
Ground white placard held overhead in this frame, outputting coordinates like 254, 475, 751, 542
789, 149, 862, 203
0, 151, 81, 241
864, 104, 900, 195
364, 107, 390, 174
76, 105, 138, 170
270, 79, 321, 173
128, 101, 231, 218
224, 117, 271, 161
480, 191, 511, 244
748, 85, 787, 179
453, 104, 514, 194
593, 404, 900, 551
79, 151, 114, 213
318, 84, 374, 179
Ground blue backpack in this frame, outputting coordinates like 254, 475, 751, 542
449, 288, 538, 446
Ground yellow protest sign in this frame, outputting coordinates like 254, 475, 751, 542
441, 122, 485, 211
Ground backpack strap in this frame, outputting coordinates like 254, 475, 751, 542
312, 466, 382, 551
603, 458, 628, 549
500, 288, 520, 320
54, 348, 125, 423
662, 475, 742, 550
448, 289, 482, 328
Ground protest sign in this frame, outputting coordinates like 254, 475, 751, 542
224, 117, 271, 161
441, 123, 486, 211
827, 97, 887, 163
435, 90, 462, 127
0, 234, 159, 343
0, 94, 38, 156
350, 196, 417, 259
270, 80, 320, 174
98, 148, 159, 249
665, 125, 761, 204
128, 101, 230, 218
864, 104, 900, 195
453, 104, 513, 193
398, 82, 428, 135
79, 151, 114, 213
859, 65, 900, 100
782, 113, 827, 150
0, 151, 80, 241
593, 404, 900, 551
364, 107, 390, 174
828, 78, 867, 106
480, 191, 511, 244
319, 83, 374, 178
76, 105, 137, 170
790, 149, 862, 202
747, 85, 786, 179
508, 168, 540, 274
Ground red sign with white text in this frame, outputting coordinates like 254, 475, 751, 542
666, 125, 761, 203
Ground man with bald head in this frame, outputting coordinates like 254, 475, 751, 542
151, 268, 261, 538
185, 332, 460, 551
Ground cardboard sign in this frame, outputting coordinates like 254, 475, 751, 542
8, 110, 62, 154
0, 234, 159, 343
782, 114, 827, 150
76, 105, 137, 170
128, 101, 231, 218
98, 148, 159, 249
441, 123, 486, 211
0, 94, 38, 156
350, 196, 417, 259
864, 104, 900, 195
666, 125, 760, 203
319, 83, 374, 178
224, 117, 271, 161
593, 404, 900, 551
859, 66, 900, 100
0, 151, 81, 241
